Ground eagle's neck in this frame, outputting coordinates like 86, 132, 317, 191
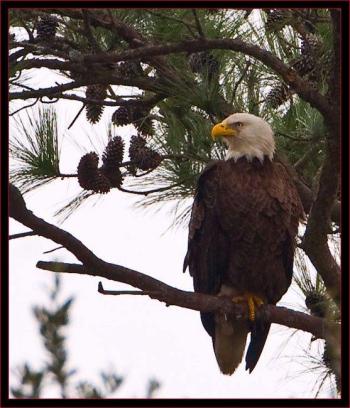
225, 148, 273, 163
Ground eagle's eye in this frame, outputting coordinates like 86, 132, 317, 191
234, 122, 244, 128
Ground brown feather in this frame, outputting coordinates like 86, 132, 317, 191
184, 157, 304, 374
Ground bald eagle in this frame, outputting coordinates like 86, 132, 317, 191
183, 113, 304, 375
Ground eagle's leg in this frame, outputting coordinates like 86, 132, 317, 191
232, 293, 264, 321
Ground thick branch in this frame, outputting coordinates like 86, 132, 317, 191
77, 39, 332, 121
10, 183, 339, 344
301, 11, 341, 306
36, 261, 338, 342
10, 38, 332, 122
302, 149, 340, 306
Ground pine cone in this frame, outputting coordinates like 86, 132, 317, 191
265, 9, 290, 32
265, 84, 289, 108
100, 166, 123, 188
129, 135, 146, 151
85, 85, 107, 124
129, 135, 161, 171
305, 291, 328, 318
301, 33, 323, 57
77, 152, 99, 190
102, 136, 125, 167
90, 172, 111, 194
117, 61, 143, 77
189, 52, 219, 79
291, 56, 314, 76
291, 33, 323, 80
112, 106, 130, 126
77, 152, 111, 193
36, 15, 59, 42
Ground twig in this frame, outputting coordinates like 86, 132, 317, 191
9, 231, 37, 240
134, 167, 158, 178
43, 246, 65, 255
98, 282, 159, 297
294, 144, 322, 172
58, 173, 78, 178
230, 60, 251, 104
68, 104, 85, 130
10, 98, 40, 116
276, 131, 315, 143
11, 82, 35, 91
191, 9, 205, 38
118, 182, 182, 196
21, 19, 35, 42
143, 10, 197, 38
40, 96, 60, 104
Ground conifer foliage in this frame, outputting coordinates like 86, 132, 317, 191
36, 15, 59, 42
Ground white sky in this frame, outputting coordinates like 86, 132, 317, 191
9, 31, 337, 399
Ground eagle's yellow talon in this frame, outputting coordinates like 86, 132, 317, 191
231, 293, 264, 321
247, 296, 255, 321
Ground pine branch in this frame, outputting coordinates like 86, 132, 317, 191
10, 75, 159, 100
143, 9, 197, 38
9, 38, 333, 122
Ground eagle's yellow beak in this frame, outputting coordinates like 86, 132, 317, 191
211, 123, 237, 140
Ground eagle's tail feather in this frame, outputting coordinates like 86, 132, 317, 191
245, 322, 271, 373
214, 317, 248, 375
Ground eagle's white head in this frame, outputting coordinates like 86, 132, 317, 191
211, 113, 275, 162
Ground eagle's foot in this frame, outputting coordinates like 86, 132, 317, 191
232, 293, 264, 321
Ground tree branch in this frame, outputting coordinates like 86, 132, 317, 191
300, 11, 341, 307
117, 181, 183, 196
301, 150, 340, 306
36, 260, 339, 343
9, 183, 339, 344
10, 74, 159, 100
75, 39, 332, 121
10, 38, 333, 122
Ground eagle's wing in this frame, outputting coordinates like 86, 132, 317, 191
183, 161, 228, 338
245, 162, 304, 372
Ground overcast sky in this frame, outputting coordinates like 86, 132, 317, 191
9, 23, 337, 399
